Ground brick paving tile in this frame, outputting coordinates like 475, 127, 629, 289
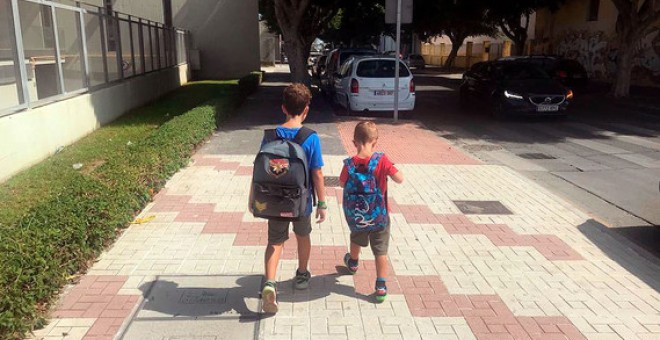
49, 276, 140, 340
397, 204, 583, 261
337, 120, 481, 165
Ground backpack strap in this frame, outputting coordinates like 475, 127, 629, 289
368, 152, 384, 173
263, 129, 278, 143
292, 127, 316, 146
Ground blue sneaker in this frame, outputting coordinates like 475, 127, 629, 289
375, 279, 387, 303
344, 253, 359, 274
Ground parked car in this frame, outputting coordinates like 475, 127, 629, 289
320, 48, 378, 96
405, 54, 426, 69
313, 55, 328, 79
459, 60, 573, 118
500, 56, 589, 91
332, 56, 415, 115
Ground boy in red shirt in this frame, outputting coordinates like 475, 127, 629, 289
339, 121, 404, 302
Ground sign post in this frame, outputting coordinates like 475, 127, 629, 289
386, 0, 412, 121
393, 0, 402, 121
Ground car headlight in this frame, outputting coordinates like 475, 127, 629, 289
504, 90, 524, 100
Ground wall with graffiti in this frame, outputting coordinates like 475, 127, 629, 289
549, 28, 660, 86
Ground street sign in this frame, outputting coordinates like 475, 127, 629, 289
386, 0, 412, 24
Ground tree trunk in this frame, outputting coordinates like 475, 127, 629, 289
283, 36, 312, 85
612, 40, 634, 98
444, 42, 462, 70
513, 39, 526, 56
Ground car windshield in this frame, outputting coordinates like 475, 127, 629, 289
499, 64, 551, 80
340, 51, 376, 65
356, 60, 410, 78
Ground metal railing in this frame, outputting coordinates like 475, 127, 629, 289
0, 0, 190, 117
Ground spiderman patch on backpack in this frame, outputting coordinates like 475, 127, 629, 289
342, 152, 389, 233
268, 159, 289, 177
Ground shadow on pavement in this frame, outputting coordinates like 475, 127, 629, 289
136, 275, 261, 323
578, 219, 660, 293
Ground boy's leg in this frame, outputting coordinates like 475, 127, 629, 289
292, 216, 312, 289
345, 232, 367, 274
264, 243, 284, 281
263, 219, 290, 314
370, 225, 391, 302
265, 219, 290, 280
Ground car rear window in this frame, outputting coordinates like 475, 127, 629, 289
356, 60, 410, 78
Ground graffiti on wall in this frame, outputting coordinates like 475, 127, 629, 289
553, 28, 660, 85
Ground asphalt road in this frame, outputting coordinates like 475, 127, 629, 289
325, 68, 660, 259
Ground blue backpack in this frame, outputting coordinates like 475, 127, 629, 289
342, 152, 389, 233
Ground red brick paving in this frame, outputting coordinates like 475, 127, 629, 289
234, 165, 254, 176
52, 276, 140, 340
398, 275, 585, 339
397, 204, 583, 261
336, 120, 480, 165
191, 155, 241, 171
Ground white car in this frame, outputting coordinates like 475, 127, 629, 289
332, 56, 415, 115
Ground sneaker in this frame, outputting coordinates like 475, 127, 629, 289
294, 269, 311, 290
343, 253, 359, 274
261, 281, 278, 313
375, 279, 387, 303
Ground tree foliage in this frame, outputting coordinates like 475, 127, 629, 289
610, 0, 660, 97
413, 0, 497, 69
485, 0, 565, 56
320, 0, 386, 48
259, 0, 383, 84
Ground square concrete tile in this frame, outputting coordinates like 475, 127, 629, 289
120, 275, 262, 340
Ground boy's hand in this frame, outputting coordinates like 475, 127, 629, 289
316, 208, 327, 224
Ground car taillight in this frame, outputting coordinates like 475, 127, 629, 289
351, 79, 359, 94
558, 70, 568, 78
409, 79, 415, 93
566, 89, 574, 100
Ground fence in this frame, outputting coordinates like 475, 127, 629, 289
0, 0, 190, 117
421, 40, 513, 69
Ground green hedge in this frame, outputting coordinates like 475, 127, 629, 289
0, 75, 259, 339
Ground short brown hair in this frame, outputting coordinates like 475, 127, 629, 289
283, 83, 312, 116
353, 121, 378, 144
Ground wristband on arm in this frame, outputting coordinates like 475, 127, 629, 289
317, 201, 328, 209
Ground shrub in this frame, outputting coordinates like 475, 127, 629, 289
238, 71, 263, 97
0, 77, 258, 338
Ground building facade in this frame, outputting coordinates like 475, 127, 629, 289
0, 0, 259, 183
533, 0, 660, 86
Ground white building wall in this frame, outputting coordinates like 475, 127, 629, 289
0, 64, 189, 182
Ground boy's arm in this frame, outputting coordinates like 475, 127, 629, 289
339, 164, 348, 188
312, 168, 327, 223
390, 170, 404, 184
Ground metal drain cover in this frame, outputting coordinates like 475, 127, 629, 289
453, 201, 513, 215
324, 176, 342, 187
517, 153, 556, 160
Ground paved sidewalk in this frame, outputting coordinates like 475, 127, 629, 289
33, 69, 660, 340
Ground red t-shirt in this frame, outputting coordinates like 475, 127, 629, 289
339, 153, 398, 211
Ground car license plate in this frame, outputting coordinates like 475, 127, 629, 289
537, 105, 559, 112
374, 90, 394, 96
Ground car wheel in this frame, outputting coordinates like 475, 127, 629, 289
345, 96, 354, 116
458, 89, 469, 111
492, 99, 507, 120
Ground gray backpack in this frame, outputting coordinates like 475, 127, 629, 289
250, 127, 315, 220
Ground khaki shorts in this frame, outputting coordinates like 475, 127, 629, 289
350, 224, 390, 256
267, 215, 312, 244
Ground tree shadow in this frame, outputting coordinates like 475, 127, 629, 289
577, 219, 660, 293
